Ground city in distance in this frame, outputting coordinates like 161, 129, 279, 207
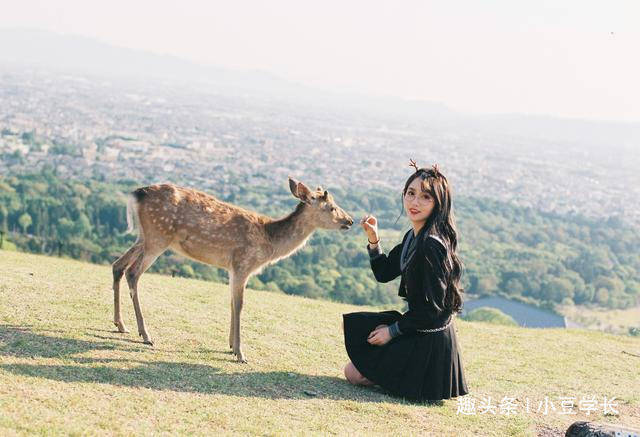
1, 30, 639, 336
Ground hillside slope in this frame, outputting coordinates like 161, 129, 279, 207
0, 250, 638, 435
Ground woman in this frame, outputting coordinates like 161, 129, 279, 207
342, 160, 469, 402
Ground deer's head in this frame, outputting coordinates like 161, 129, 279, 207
288, 177, 353, 230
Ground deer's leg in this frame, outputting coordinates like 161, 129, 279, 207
112, 243, 142, 333
228, 294, 235, 351
229, 271, 249, 363
125, 247, 164, 345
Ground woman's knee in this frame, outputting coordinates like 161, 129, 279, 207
344, 362, 372, 386
343, 362, 357, 384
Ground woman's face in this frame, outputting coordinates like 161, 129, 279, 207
403, 177, 436, 224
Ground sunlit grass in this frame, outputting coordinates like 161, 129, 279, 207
1, 250, 638, 435
559, 303, 640, 335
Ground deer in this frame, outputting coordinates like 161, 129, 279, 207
112, 177, 354, 362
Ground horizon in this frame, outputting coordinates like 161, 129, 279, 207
1, 1, 639, 123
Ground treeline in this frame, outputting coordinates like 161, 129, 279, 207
455, 198, 640, 310
1, 169, 639, 311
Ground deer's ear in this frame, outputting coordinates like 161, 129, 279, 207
296, 182, 313, 204
288, 177, 299, 197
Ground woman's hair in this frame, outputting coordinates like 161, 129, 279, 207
399, 160, 465, 313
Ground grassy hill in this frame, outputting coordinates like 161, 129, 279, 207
0, 250, 638, 436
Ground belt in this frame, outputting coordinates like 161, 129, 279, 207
416, 315, 453, 333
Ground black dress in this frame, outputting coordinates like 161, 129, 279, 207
343, 227, 469, 402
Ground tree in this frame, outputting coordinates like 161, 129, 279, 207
178, 265, 195, 278
247, 276, 266, 290
545, 278, 575, 303
57, 218, 76, 240
296, 275, 322, 298
334, 276, 367, 304
0, 204, 7, 232
74, 213, 92, 237
574, 285, 595, 304
504, 278, 525, 296
20, 131, 35, 144
625, 282, 640, 302
462, 307, 518, 326
595, 288, 609, 305
264, 282, 282, 293
18, 212, 32, 234
473, 275, 499, 295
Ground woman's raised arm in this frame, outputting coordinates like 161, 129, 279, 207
361, 214, 403, 283
367, 241, 403, 283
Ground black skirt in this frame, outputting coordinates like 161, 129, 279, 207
343, 310, 469, 402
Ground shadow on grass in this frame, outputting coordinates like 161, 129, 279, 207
0, 325, 445, 405
0, 360, 446, 404
87, 333, 160, 346
0, 324, 145, 358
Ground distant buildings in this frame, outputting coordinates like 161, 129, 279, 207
0, 65, 638, 227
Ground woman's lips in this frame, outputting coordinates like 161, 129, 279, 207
409, 209, 420, 214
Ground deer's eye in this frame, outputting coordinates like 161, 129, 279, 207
331, 207, 336, 212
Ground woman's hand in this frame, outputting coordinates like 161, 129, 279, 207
360, 214, 379, 243
367, 324, 392, 346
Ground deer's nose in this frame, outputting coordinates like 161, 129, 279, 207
346, 218, 354, 226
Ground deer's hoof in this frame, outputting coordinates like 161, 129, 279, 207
113, 322, 129, 333
143, 339, 154, 346
233, 348, 247, 363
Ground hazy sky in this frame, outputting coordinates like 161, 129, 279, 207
2, 0, 639, 121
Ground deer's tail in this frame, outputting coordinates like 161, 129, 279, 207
125, 195, 138, 234
126, 188, 148, 235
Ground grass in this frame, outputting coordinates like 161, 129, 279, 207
558, 304, 640, 335
0, 249, 639, 436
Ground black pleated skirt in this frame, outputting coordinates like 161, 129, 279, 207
343, 310, 469, 402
